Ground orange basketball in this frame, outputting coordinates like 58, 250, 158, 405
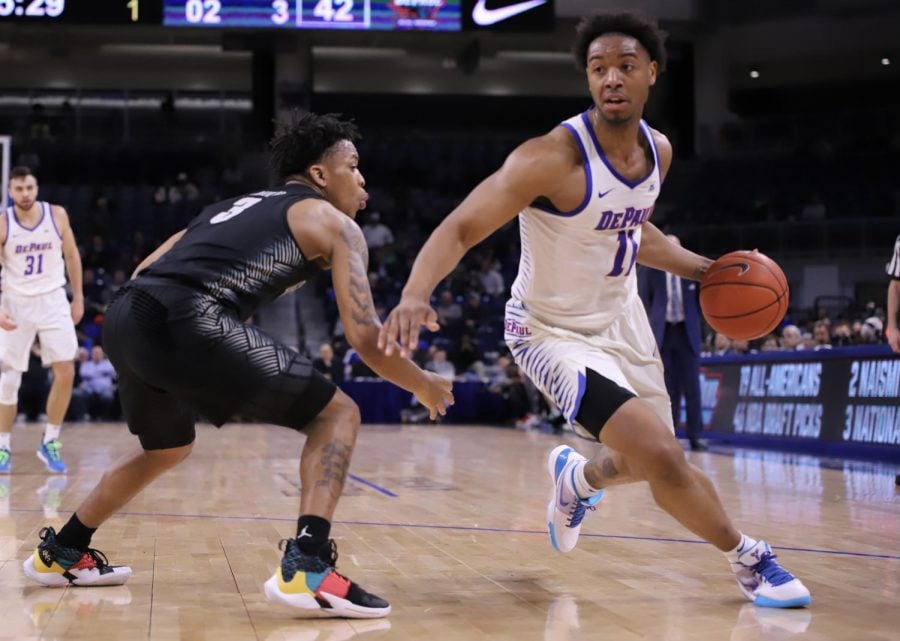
699, 250, 789, 340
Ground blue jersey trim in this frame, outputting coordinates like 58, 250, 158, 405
47, 202, 63, 239
11, 201, 45, 232
581, 110, 656, 190
531, 122, 593, 218
2, 208, 9, 246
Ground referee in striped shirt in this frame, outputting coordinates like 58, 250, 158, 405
887, 233, 900, 353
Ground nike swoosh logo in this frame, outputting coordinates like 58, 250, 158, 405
472, 0, 548, 26
598, 188, 614, 198
708, 262, 750, 277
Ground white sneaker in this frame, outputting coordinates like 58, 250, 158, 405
546, 445, 603, 553
732, 540, 811, 608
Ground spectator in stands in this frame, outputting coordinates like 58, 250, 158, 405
342, 347, 376, 380
730, 338, 751, 355
812, 321, 832, 350
781, 325, 803, 350
67, 347, 90, 421
462, 291, 488, 333
361, 211, 394, 250
859, 317, 884, 344
126, 232, 150, 275
425, 348, 455, 380
109, 269, 128, 299
435, 290, 463, 331
312, 343, 343, 383
84, 234, 116, 274
832, 320, 854, 346
759, 334, 780, 351
451, 333, 483, 375
77, 345, 116, 420
478, 258, 505, 296
710, 332, 732, 356
169, 172, 199, 203
487, 359, 532, 426
82, 268, 112, 307
799, 192, 826, 221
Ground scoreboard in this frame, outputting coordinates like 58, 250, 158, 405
163, 0, 460, 31
0, 0, 463, 30
0, 0, 552, 30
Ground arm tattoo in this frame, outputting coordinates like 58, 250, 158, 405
339, 219, 376, 327
315, 439, 353, 501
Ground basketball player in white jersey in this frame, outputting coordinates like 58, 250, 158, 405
0, 166, 83, 474
380, 12, 810, 608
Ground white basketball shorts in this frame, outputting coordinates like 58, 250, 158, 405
504, 295, 673, 439
0, 288, 78, 371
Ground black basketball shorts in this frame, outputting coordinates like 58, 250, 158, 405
103, 281, 337, 450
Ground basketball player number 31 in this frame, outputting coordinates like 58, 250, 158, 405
210, 197, 262, 224
24, 254, 44, 276
608, 229, 638, 277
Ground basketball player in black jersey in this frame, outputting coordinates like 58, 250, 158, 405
21, 112, 453, 619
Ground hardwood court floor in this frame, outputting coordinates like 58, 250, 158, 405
0, 421, 897, 641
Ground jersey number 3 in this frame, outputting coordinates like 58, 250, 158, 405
210, 197, 262, 224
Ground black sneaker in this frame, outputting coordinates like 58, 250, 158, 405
264, 538, 390, 618
22, 526, 132, 587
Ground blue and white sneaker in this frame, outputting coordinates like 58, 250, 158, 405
0, 448, 10, 474
546, 445, 604, 553
36, 440, 67, 474
732, 540, 811, 608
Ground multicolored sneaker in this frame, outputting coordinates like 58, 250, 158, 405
0, 447, 10, 474
732, 540, 811, 608
264, 538, 390, 618
546, 445, 604, 553
37, 440, 67, 474
23, 526, 132, 587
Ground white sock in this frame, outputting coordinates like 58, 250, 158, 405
725, 533, 758, 565
43, 424, 61, 444
0, 432, 10, 450
571, 460, 602, 499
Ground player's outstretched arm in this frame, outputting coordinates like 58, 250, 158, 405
131, 229, 187, 278
306, 206, 453, 419
379, 134, 570, 356
637, 222, 712, 280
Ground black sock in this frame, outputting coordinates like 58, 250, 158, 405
56, 513, 96, 551
295, 515, 331, 553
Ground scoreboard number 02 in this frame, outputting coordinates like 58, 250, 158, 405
185, 0, 220, 23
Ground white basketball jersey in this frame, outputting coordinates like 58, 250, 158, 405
2, 202, 67, 296
510, 110, 662, 333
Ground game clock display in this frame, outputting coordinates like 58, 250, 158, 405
162, 0, 461, 31
0, 0, 162, 24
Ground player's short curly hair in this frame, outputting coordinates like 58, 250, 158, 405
270, 111, 361, 183
572, 11, 667, 73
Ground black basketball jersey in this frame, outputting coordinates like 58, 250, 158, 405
140, 184, 324, 320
